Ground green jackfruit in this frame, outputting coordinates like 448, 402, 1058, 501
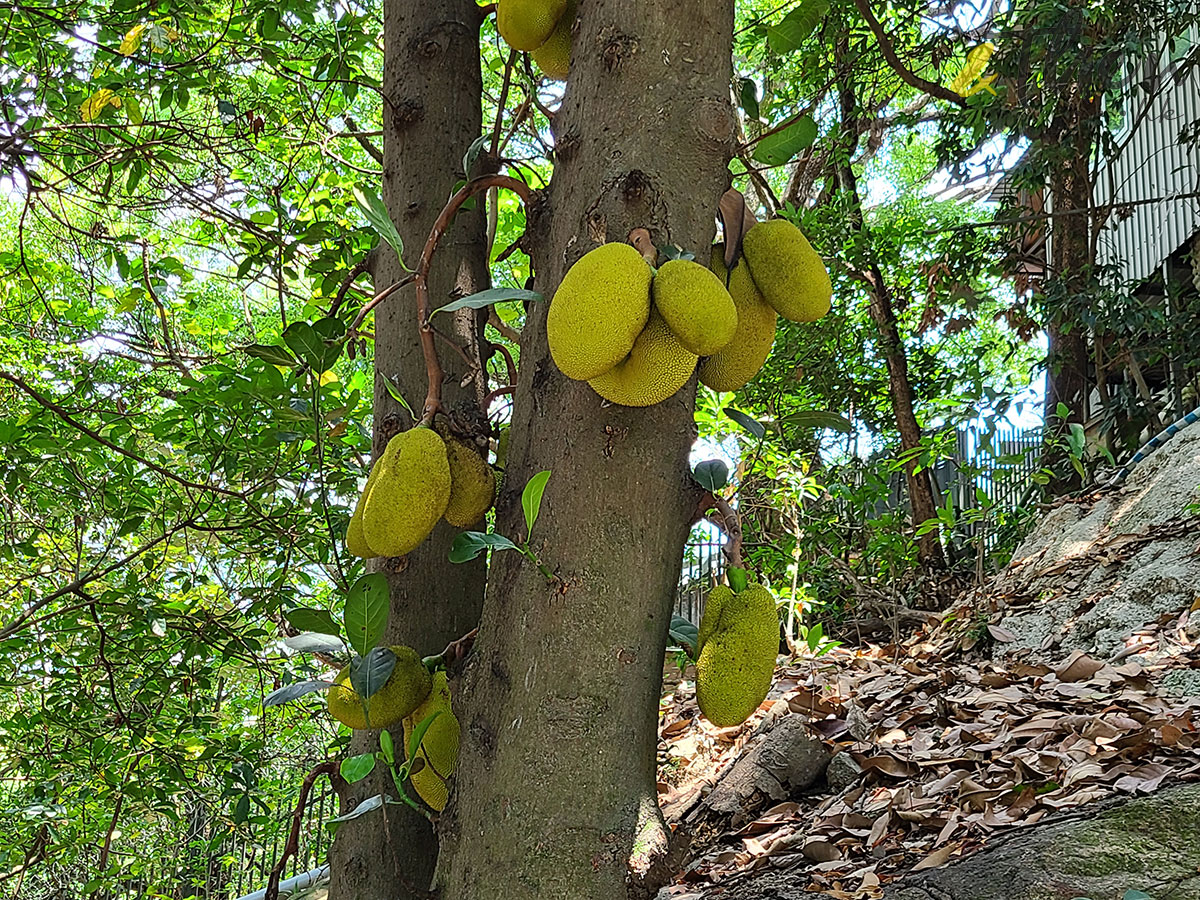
361, 427, 451, 557
403, 670, 459, 812
700, 246, 778, 392
496, 0, 568, 51
652, 259, 738, 357
695, 583, 778, 727
741, 219, 832, 323
327, 646, 433, 731
443, 435, 496, 527
547, 242, 653, 381
587, 309, 698, 407
530, 0, 575, 80
346, 461, 382, 559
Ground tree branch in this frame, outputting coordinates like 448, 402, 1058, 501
851, 0, 968, 107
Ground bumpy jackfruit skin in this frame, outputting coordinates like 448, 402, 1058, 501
496, 0, 568, 51
695, 584, 779, 727
443, 435, 496, 527
361, 427, 451, 557
587, 310, 698, 407
697, 584, 733, 654
346, 461, 382, 559
547, 242, 653, 381
327, 646, 433, 730
652, 259, 738, 357
403, 670, 459, 812
700, 246, 778, 391
530, 0, 575, 80
741, 219, 832, 323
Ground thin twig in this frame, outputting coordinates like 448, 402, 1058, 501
489, 336, 518, 384
482, 385, 515, 410
349, 274, 416, 335
707, 495, 744, 569
851, 0, 967, 107
328, 258, 372, 316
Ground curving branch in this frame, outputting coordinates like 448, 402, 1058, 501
705, 495, 745, 570
410, 174, 535, 425
851, 0, 968, 108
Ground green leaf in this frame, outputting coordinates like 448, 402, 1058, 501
766, 0, 829, 54
727, 567, 748, 593
448, 531, 520, 563
285, 607, 340, 637
380, 373, 415, 416
693, 459, 729, 492
724, 407, 766, 439
260, 8, 280, 39
738, 78, 760, 121
780, 410, 854, 433
1067, 422, 1086, 458
328, 793, 384, 823
752, 115, 817, 166
431, 287, 542, 317
283, 633, 345, 653
283, 322, 326, 371
668, 614, 699, 657
353, 185, 408, 266
263, 680, 335, 707
125, 96, 143, 125
350, 646, 396, 700
404, 709, 443, 766
522, 470, 552, 539
344, 573, 389, 656
462, 133, 489, 175
379, 729, 395, 765
243, 343, 297, 368
340, 753, 377, 784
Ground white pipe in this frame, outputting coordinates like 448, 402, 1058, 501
233, 864, 329, 900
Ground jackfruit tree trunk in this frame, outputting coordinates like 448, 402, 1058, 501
835, 53, 945, 569
437, 4, 736, 899
325, 1, 488, 897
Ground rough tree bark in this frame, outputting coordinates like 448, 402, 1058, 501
835, 55, 945, 568
437, 4, 736, 899
325, 1, 488, 896
1040, 97, 1097, 493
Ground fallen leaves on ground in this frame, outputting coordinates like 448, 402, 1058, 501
656, 603, 1200, 897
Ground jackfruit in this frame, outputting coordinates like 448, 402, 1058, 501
695, 583, 779, 727
347, 461, 382, 559
530, 0, 575, 80
587, 309, 698, 407
547, 242, 653, 381
496, 0, 568, 51
403, 670, 459, 812
361, 427, 451, 557
700, 246, 777, 392
652, 259, 738, 357
327, 646, 433, 730
740, 219, 832, 323
443, 435, 496, 527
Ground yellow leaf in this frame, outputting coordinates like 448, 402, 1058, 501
318, 370, 339, 386
119, 23, 148, 56
963, 73, 999, 97
948, 42, 996, 96
81, 89, 122, 122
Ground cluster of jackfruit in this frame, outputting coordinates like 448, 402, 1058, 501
695, 582, 779, 727
327, 645, 432, 730
495, 0, 576, 80
326, 652, 461, 812
546, 221, 831, 405
347, 424, 496, 559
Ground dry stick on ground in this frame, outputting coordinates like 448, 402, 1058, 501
265, 761, 347, 900
409, 174, 534, 425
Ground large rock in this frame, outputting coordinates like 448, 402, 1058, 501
994, 424, 1200, 668
885, 783, 1200, 900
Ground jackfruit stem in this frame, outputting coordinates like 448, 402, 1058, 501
412, 174, 535, 425
705, 494, 744, 569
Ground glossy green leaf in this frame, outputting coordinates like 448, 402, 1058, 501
344, 573, 389, 657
